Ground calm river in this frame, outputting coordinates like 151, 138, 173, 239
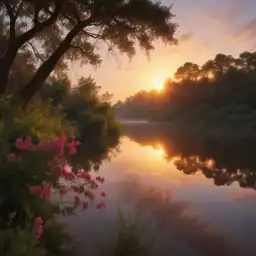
65, 123, 256, 255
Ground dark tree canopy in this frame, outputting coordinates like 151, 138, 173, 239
0, 0, 177, 104
116, 51, 256, 120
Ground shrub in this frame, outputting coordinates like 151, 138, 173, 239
0, 228, 46, 256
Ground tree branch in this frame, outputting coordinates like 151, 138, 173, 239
70, 44, 88, 55
2, 0, 16, 42
114, 18, 136, 32
14, 0, 24, 19
33, 6, 39, 24
27, 41, 45, 62
81, 27, 112, 49
19, 16, 95, 104
82, 29, 100, 39
63, 13, 77, 26
17, 0, 62, 46
2, 1, 14, 19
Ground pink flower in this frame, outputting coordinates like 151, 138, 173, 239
90, 180, 98, 189
59, 184, 69, 195
96, 176, 105, 183
80, 172, 91, 181
15, 138, 23, 148
60, 167, 69, 176
34, 217, 43, 239
66, 141, 79, 155
37, 141, 54, 151
41, 183, 51, 200
15, 137, 35, 150
100, 192, 106, 197
56, 136, 67, 157
83, 202, 88, 210
6, 153, 16, 161
35, 217, 43, 224
60, 168, 76, 180
96, 201, 106, 209
71, 185, 80, 193
85, 190, 95, 201
29, 186, 42, 195
66, 171, 77, 180
74, 196, 81, 206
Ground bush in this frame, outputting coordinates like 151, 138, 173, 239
0, 96, 72, 144
0, 228, 46, 256
98, 211, 153, 256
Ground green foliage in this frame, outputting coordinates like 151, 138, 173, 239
0, 228, 46, 256
0, 97, 78, 254
98, 211, 153, 256
41, 220, 77, 256
0, 222, 76, 256
0, 96, 71, 144
113, 212, 152, 256
40, 75, 121, 171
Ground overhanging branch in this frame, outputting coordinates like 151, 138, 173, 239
27, 41, 45, 62
17, 0, 62, 45
70, 44, 88, 55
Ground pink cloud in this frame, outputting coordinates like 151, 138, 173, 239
233, 17, 256, 41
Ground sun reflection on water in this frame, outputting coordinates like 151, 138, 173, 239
116, 138, 205, 184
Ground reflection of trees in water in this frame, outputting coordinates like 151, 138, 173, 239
124, 123, 256, 189
70, 135, 121, 172
174, 156, 256, 189
116, 181, 245, 256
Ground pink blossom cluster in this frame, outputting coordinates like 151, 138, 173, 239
15, 136, 80, 156
6, 136, 106, 240
29, 182, 51, 200
6, 153, 21, 161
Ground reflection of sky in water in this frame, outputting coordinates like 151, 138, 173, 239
64, 137, 256, 255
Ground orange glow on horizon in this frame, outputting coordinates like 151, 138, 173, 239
150, 75, 172, 92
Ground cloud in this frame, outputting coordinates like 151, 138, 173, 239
233, 17, 256, 41
197, 0, 250, 22
201, 0, 256, 42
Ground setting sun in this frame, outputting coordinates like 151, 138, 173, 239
152, 76, 166, 92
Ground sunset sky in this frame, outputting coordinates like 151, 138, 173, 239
69, 0, 256, 102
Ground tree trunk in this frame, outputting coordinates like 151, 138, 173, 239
0, 3, 61, 95
19, 24, 84, 106
0, 44, 19, 94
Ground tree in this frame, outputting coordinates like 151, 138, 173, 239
201, 54, 235, 79
40, 74, 71, 106
239, 51, 256, 72
213, 53, 235, 75
0, 0, 177, 105
174, 62, 200, 81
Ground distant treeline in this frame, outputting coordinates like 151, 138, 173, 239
116, 51, 256, 138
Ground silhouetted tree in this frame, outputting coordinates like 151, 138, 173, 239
174, 62, 200, 81
116, 51, 256, 123
0, 0, 177, 105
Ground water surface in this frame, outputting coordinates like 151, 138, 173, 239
66, 123, 256, 255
